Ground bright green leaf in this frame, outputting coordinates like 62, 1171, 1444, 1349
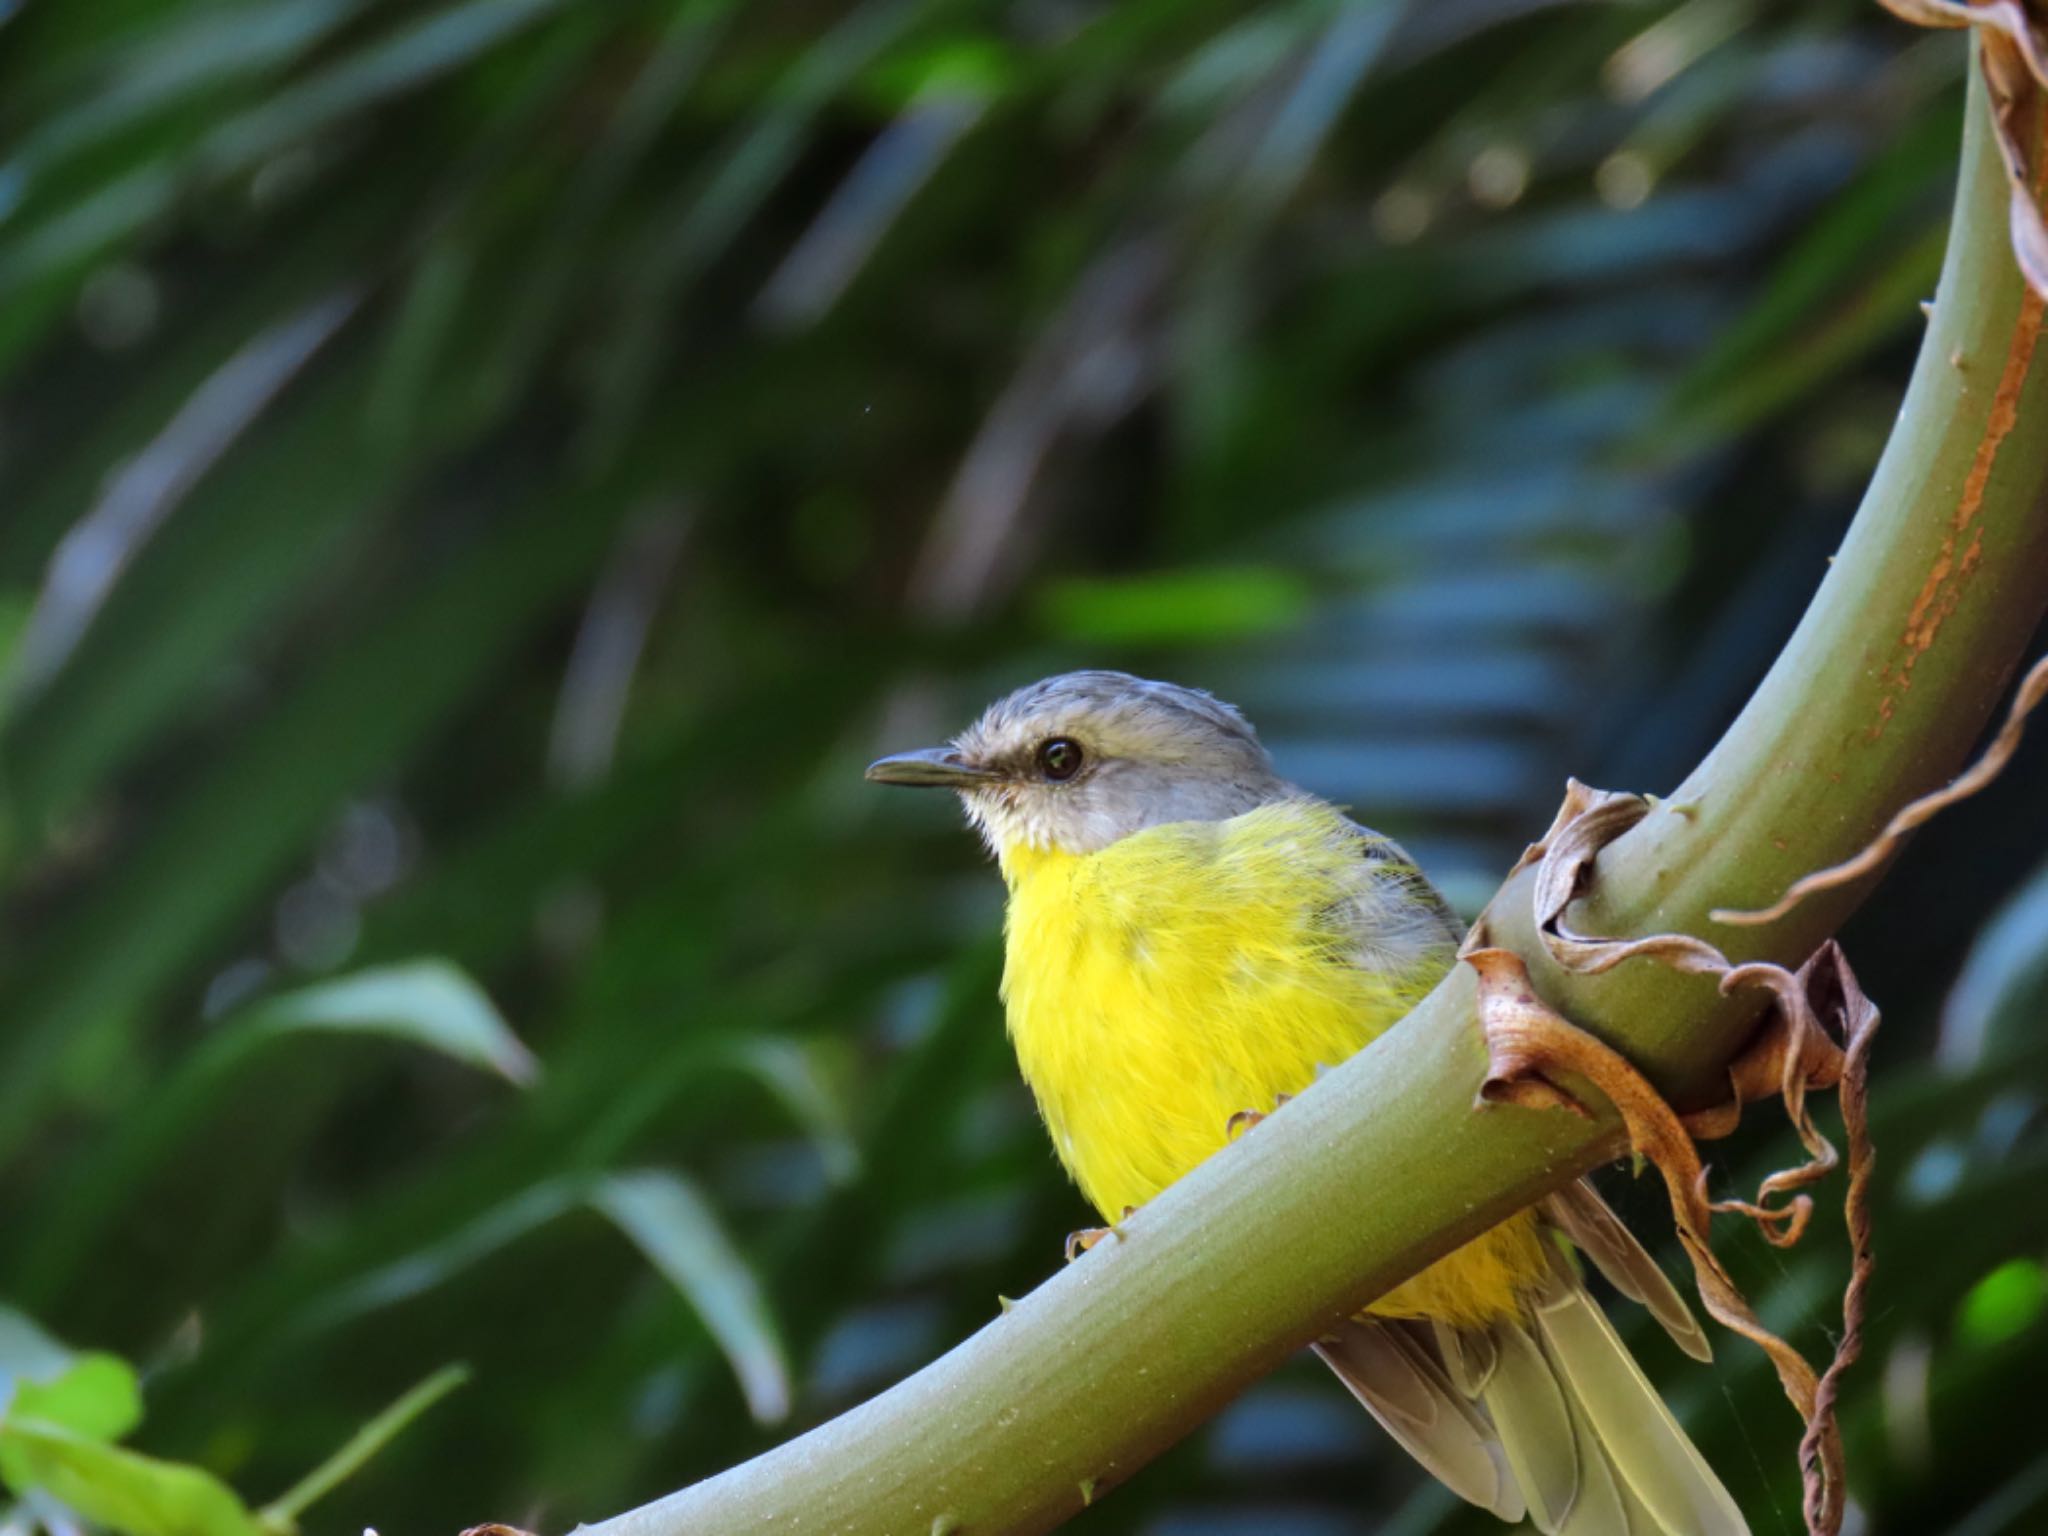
4, 1354, 143, 1442
0, 1420, 263, 1536
1957, 1258, 2048, 1349
1036, 567, 1310, 645
861, 35, 1017, 111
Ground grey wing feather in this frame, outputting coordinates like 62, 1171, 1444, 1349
1327, 814, 1466, 973
1545, 1180, 1714, 1363
1315, 1319, 1524, 1523
1432, 1316, 1499, 1396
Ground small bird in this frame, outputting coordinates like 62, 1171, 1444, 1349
868, 671, 1746, 1535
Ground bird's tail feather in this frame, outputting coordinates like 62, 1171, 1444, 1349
1544, 1181, 1714, 1365
1316, 1189, 1748, 1535
1313, 1321, 1523, 1523
1531, 1278, 1747, 1535
1319, 1299, 1744, 1534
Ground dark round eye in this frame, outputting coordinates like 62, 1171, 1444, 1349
1036, 737, 1085, 781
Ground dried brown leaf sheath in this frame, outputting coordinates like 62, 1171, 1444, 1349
1465, 782, 1882, 1536
1878, 1, 2048, 297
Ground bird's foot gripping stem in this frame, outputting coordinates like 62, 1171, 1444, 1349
1064, 1207, 1137, 1263
1224, 1090, 1293, 1139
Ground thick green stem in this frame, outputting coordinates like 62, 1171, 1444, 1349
576, 54, 2048, 1536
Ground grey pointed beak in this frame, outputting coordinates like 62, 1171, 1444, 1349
864, 747, 998, 788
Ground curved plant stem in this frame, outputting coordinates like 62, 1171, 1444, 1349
573, 51, 2048, 1536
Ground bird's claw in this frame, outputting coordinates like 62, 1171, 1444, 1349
1226, 1091, 1294, 1139
1064, 1207, 1137, 1262
1065, 1227, 1110, 1262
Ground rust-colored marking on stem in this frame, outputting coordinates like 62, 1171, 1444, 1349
1876, 104, 2048, 734
1885, 286, 2043, 709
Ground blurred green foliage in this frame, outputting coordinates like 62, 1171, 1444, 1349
1, 1, 2046, 1533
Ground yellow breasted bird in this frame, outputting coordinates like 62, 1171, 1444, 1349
868, 671, 1746, 1535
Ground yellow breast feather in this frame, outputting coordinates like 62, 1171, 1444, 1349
997, 796, 1547, 1328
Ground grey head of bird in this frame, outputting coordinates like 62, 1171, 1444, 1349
865, 670, 1292, 856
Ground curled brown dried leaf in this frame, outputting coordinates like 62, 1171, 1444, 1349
1715, 651, 2048, 926
1878, 0, 2048, 297
1463, 781, 1881, 1536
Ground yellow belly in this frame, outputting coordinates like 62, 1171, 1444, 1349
998, 799, 1548, 1329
